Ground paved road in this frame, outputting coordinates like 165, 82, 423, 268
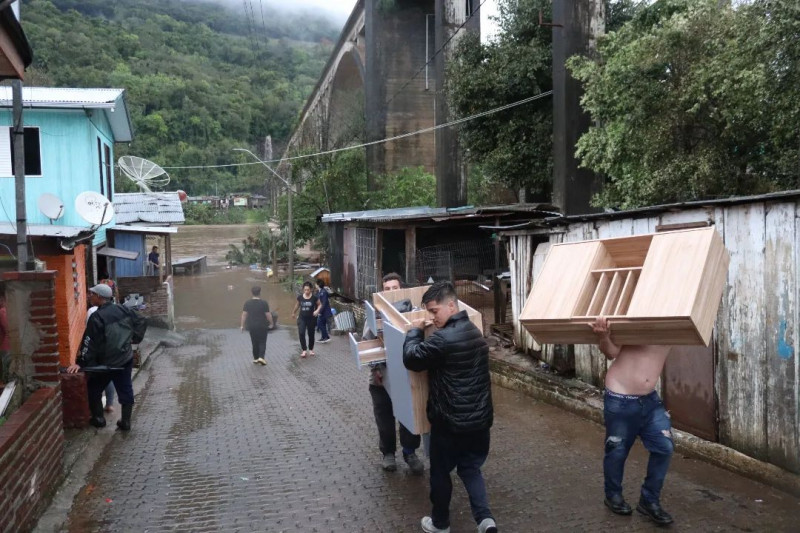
56, 328, 798, 532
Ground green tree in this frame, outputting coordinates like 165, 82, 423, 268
446, 0, 553, 200
568, 0, 800, 208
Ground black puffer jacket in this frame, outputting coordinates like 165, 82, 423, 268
78, 303, 147, 369
403, 310, 493, 433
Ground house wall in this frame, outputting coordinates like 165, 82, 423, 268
506, 199, 800, 474
0, 108, 117, 245
40, 245, 88, 367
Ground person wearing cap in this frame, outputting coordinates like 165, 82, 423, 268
67, 283, 147, 431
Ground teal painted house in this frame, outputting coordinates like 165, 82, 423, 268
0, 87, 132, 249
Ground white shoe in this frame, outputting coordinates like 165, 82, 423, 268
477, 517, 497, 533
421, 516, 450, 533
257, 358, 267, 365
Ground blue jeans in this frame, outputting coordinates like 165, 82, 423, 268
604, 390, 674, 504
317, 314, 330, 340
429, 426, 493, 529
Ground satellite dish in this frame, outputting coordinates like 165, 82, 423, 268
118, 156, 170, 192
37, 193, 64, 223
75, 191, 114, 226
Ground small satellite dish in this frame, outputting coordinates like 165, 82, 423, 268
118, 156, 170, 193
75, 191, 114, 226
37, 193, 64, 223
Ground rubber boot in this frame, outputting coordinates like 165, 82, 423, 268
117, 404, 132, 431
89, 398, 106, 428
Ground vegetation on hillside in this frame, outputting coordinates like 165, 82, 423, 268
22, 0, 337, 196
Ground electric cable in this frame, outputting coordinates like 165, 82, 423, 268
162, 91, 552, 171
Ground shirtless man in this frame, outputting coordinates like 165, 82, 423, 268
591, 317, 674, 526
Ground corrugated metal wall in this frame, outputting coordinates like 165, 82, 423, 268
507, 199, 800, 473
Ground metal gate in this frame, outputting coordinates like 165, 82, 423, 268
355, 227, 377, 300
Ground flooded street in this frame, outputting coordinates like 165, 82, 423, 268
170, 224, 297, 329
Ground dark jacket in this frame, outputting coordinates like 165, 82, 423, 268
403, 310, 493, 433
78, 302, 147, 369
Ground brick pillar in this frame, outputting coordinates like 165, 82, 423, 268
2, 271, 60, 394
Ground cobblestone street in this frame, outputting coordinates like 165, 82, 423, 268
56, 327, 798, 532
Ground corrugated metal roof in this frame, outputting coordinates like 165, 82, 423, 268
320, 203, 557, 224
113, 192, 185, 225
0, 87, 133, 142
0, 223, 89, 238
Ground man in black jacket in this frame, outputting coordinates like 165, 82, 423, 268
403, 282, 497, 533
67, 284, 146, 431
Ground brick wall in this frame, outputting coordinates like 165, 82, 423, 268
0, 386, 64, 533
117, 275, 173, 328
41, 245, 87, 367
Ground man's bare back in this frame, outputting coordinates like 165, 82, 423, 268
590, 317, 671, 395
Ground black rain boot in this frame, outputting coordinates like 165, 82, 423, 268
117, 404, 132, 431
89, 399, 106, 428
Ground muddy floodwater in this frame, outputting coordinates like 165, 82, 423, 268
170, 224, 298, 329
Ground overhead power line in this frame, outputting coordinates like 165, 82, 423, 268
162, 91, 553, 171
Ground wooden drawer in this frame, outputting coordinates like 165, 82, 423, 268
520, 227, 729, 346
349, 333, 386, 369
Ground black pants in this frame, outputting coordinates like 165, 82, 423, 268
87, 360, 135, 407
297, 316, 315, 351
249, 328, 268, 359
429, 425, 493, 529
369, 384, 420, 455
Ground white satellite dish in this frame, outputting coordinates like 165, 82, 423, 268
75, 191, 114, 226
37, 193, 64, 223
118, 156, 170, 193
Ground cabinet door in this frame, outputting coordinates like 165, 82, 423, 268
627, 229, 714, 318
522, 241, 606, 321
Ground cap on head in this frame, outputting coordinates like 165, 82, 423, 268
88, 283, 113, 300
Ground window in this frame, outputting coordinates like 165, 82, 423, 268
0, 126, 42, 176
97, 137, 104, 194
104, 144, 112, 200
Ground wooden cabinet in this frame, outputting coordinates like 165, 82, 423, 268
520, 227, 729, 346
352, 285, 483, 435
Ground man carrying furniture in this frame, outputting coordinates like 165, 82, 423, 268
590, 316, 674, 525
368, 272, 424, 474
403, 281, 497, 533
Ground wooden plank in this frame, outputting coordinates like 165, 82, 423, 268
600, 271, 624, 316
764, 202, 799, 471
720, 203, 767, 458
586, 272, 611, 316
690, 229, 730, 345
349, 333, 386, 369
614, 270, 637, 316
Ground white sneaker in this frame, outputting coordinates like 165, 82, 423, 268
421, 516, 450, 533
477, 517, 497, 533
257, 358, 267, 365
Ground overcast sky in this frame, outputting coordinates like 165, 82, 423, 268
272, 0, 501, 41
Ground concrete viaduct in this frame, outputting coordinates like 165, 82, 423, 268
284, 0, 606, 215
282, 0, 478, 208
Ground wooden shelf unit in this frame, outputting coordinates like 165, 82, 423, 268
520, 227, 729, 346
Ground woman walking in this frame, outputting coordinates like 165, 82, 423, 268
316, 279, 333, 343
292, 281, 321, 357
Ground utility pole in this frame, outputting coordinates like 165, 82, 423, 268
233, 148, 295, 289
13, 79, 28, 271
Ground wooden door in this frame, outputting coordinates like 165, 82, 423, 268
662, 344, 718, 441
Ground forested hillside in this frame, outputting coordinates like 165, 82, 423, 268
20, 0, 338, 194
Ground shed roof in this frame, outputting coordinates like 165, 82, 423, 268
320, 203, 558, 224
0, 87, 133, 142
113, 192, 185, 225
0, 222, 90, 238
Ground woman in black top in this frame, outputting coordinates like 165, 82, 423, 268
292, 281, 321, 357
241, 286, 274, 365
